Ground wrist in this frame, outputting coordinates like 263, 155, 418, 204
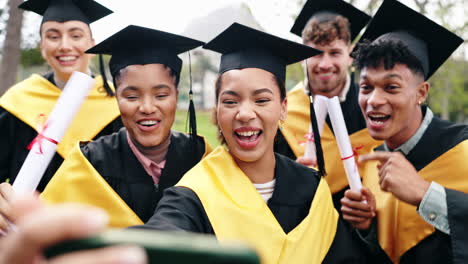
415, 180, 431, 206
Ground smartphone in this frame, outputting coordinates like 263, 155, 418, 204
45, 228, 260, 264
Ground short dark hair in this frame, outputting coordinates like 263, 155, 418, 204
212, 71, 286, 145
112, 64, 180, 90
352, 39, 425, 78
302, 14, 351, 45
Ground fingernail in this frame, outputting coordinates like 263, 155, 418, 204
118, 246, 147, 264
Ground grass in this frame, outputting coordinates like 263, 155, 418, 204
173, 109, 220, 148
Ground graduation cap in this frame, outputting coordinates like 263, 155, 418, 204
358, 0, 463, 80
86, 25, 204, 79
203, 22, 321, 83
87, 25, 205, 147
290, 0, 370, 41
203, 23, 327, 176
18, 0, 113, 25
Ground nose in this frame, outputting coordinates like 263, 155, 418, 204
59, 36, 72, 52
367, 89, 387, 108
318, 54, 332, 71
139, 96, 157, 114
236, 102, 256, 123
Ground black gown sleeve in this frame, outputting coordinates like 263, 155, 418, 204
141, 186, 214, 234
446, 188, 468, 264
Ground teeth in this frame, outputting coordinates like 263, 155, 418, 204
139, 120, 158, 126
238, 131, 259, 137
369, 114, 388, 118
58, 56, 77, 62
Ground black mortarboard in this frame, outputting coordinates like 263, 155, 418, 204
203, 22, 322, 83
290, 0, 371, 40
86, 25, 204, 79
19, 0, 112, 25
358, 0, 463, 80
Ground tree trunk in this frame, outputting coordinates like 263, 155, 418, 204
0, 0, 24, 96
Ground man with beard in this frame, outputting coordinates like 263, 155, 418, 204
275, 0, 381, 209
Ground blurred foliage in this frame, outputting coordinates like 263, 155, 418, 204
286, 62, 305, 91
20, 46, 43, 67
173, 109, 219, 148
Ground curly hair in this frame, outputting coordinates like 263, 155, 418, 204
351, 39, 425, 78
302, 14, 351, 45
212, 71, 286, 145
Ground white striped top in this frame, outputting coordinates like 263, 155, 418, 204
253, 179, 276, 203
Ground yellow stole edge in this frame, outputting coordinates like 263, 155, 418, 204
177, 146, 338, 264
363, 140, 468, 262
0, 74, 120, 158
41, 142, 143, 228
281, 82, 381, 194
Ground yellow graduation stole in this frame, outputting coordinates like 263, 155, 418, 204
0, 74, 120, 158
177, 146, 338, 264
281, 82, 381, 194
41, 136, 212, 228
362, 140, 468, 263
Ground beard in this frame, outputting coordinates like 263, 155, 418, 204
308, 71, 347, 95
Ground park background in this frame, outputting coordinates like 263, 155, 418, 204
0, 0, 466, 147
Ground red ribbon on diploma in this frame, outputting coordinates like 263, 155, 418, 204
341, 145, 364, 162
27, 114, 59, 154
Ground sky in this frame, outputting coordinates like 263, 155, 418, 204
8, 0, 468, 58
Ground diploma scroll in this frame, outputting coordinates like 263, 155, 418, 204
326, 96, 362, 191
304, 95, 328, 162
13, 72, 96, 194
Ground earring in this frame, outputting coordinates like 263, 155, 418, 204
278, 119, 284, 131
418, 100, 422, 105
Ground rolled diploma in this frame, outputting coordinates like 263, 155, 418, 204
326, 96, 362, 191
304, 95, 328, 161
12, 72, 96, 194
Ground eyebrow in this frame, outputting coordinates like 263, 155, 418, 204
384, 73, 403, 80
220, 90, 239, 97
361, 73, 403, 81
68, 27, 85, 33
44, 28, 60, 34
253, 88, 273, 96
152, 84, 172, 90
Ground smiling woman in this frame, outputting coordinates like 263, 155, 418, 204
142, 23, 389, 264
0, 0, 122, 196
40, 25, 211, 228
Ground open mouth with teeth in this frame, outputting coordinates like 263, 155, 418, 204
367, 114, 391, 128
56, 55, 79, 65
235, 130, 262, 141
139, 120, 159, 127
233, 128, 262, 149
137, 119, 161, 131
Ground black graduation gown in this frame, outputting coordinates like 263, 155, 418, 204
274, 81, 367, 210
370, 112, 468, 264
0, 73, 123, 192
81, 128, 208, 223
142, 153, 390, 263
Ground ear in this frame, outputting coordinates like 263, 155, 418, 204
280, 98, 288, 121
417, 81, 430, 105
